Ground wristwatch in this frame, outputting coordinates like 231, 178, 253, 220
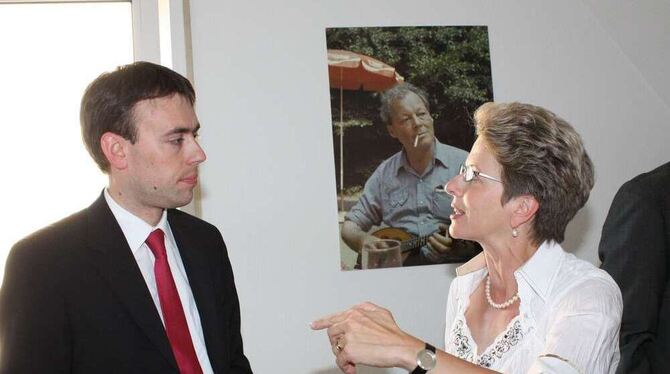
411, 342, 437, 373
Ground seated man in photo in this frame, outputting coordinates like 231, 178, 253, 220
341, 83, 474, 266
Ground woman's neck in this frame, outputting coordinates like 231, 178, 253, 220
481, 239, 540, 298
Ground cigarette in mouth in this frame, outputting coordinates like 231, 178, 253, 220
414, 134, 419, 147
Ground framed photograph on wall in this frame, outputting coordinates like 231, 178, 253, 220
326, 26, 494, 270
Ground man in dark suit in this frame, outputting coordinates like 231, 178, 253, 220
0, 62, 252, 373
599, 161, 670, 374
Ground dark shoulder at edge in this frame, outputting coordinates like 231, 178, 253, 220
167, 208, 219, 233
9, 207, 89, 263
619, 161, 670, 198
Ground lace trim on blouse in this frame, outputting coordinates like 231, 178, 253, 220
450, 315, 525, 368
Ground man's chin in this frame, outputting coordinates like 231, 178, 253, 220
403, 136, 433, 151
165, 192, 194, 209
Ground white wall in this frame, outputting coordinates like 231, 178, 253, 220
187, 0, 670, 372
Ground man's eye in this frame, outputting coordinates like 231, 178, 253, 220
170, 138, 184, 145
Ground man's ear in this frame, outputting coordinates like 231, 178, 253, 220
510, 195, 539, 229
100, 132, 129, 171
386, 125, 397, 139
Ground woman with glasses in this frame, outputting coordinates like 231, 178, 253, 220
312, 102, 622, 374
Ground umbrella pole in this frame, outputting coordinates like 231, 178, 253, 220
339, 68, 344, 212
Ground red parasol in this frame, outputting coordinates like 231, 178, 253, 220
327, 49, 404, 210
328, 49, 404, 91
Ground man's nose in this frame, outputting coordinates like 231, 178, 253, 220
412, 114, 429, 128
189, 139, 207, 164
411, 115, 421, 126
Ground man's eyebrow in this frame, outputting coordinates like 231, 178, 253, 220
164, 123, 200, 136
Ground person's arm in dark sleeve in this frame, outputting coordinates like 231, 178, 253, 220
218, 236, 253, 373
599, 183, 665, 374
0, 241, 71, 373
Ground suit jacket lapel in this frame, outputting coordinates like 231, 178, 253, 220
168, 211, 224, 368
84, 195, 178, 370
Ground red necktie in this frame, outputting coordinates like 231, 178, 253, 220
146, 229, 203, 374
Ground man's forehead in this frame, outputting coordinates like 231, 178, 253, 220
391, 93, 427, 113
132, 95, 199, 132
136, 93, 192, 109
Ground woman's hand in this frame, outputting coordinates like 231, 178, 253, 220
311, 302, 424, 373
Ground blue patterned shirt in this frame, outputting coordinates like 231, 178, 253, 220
345, 139, 468, 259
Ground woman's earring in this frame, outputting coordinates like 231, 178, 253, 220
512, 228, 519, 238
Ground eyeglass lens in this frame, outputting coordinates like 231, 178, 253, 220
459, 164, 474, 182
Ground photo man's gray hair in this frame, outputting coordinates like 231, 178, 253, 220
379, 82, 430, 126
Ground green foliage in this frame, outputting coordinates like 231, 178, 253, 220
327, 26, 493, 189
333, 119, 373, 136
327, 26, 492, 113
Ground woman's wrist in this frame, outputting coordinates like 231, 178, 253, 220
399, 336, 427, 371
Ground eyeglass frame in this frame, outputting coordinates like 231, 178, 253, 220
435, 164, 503, 194
456, 163, 503, 184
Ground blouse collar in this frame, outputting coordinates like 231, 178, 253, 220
456, 240, 566, 303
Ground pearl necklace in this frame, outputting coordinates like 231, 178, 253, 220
485, 275, 519, 309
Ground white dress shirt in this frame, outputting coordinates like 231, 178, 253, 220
444, 241, 623, 373
104, 190, 214, 373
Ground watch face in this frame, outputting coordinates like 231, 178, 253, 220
417, 349, 437, 370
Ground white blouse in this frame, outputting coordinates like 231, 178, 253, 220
444, 241, 622, 373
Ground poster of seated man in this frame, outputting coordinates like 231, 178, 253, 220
327, 26, 493, 270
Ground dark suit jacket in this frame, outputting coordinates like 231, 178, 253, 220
599, 162, 670, 374
0, 194, 252, 373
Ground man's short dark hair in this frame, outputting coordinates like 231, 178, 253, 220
80, 61, 196, 172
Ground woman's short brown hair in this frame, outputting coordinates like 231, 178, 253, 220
474, 102, 594, 244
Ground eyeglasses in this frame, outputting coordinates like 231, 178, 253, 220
458, 164, 502, 183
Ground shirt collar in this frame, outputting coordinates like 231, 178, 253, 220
433, 140, 453, 168
455, 240, 565, 302
104, 189, 169, 255
396, 137, 442, 176
514, 240, 564, 301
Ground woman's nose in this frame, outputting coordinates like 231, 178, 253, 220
445, 173, 463, 197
